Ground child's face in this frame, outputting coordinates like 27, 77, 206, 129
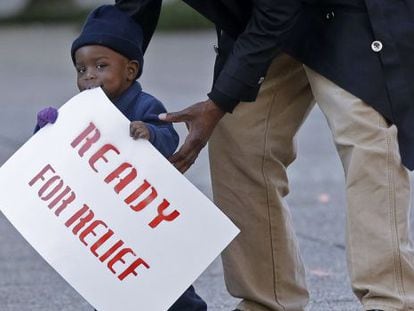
74, 45, 139, 101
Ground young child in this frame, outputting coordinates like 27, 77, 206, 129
35, 5, 207, 311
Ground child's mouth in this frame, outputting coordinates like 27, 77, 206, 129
86, 85, 101, 90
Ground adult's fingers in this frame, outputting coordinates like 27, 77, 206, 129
159, 108, 189, 123
169, 138, 203, 173
164, 99, 225, 172
170, 150, 199, 173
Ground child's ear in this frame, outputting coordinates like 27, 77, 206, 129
126, 60, 139, 80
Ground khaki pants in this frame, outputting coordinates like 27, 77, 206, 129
209, 54, 414, 311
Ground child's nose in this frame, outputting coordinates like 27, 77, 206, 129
85, 68, 96, 79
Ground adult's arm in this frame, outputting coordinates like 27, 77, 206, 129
208, 0, 303, 112
115, 0, 161, 52
163, 0, 303, 172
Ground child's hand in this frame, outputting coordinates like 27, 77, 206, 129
130, 121, 150, 140
37, 107, 58, 128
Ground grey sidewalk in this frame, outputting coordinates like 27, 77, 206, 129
0, 25, 412, 311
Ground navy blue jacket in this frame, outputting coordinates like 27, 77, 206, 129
114, 81, 179, 158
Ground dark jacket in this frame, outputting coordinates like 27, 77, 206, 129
115, 0, 414, 169
114, 81, 179, 158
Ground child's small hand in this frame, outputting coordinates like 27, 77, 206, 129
130, 121, 150, 140
37, 107, 58, 128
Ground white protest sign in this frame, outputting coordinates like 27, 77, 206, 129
0, 88, 239, 311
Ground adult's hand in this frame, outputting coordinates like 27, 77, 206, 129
159, 99, 225, 173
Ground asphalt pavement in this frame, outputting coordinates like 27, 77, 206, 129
0, 25, 413, 311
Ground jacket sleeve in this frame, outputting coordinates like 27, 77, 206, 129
136, 95, 180, 158
115, 0, 161, 52
209, 0, 303, 112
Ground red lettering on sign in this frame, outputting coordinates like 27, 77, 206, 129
28, 164, 55, 186
69, 123, 181, 228
48, 186, 76, 216
99, 240, 124, 262
89, 144, 120, 173
29, 164, 151, 282
130, 185, 157, 212
38, 175, 63, 201
90, 229, 114, 257
67, 205, 94, 235
124, 180, 150, 205
148, 199, 180, 228
79, 220, 107, 246
118, 258, 150, 281
108, 248, 135, 273
104, 162, 137, 193
71, 122, 100, 157
65, 204, 90, 231
29, 164, 74, 216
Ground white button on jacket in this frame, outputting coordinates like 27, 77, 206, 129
371, 40, 383, 52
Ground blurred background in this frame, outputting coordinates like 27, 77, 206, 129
0, 0, 212, 29
0, 1, 412, 310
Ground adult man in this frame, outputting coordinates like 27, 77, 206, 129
116, 0, 414, 310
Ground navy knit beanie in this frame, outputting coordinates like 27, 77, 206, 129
71, 5, 144, 78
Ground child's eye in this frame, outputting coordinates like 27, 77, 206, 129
96, 64, 107, 70
76, 67, 86, 74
